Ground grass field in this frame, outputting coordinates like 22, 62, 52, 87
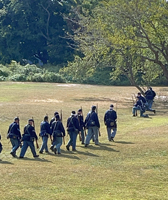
0, 82, 168, 200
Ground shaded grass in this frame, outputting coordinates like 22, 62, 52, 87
0, 82, 168, 200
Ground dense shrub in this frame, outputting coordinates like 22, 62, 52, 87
0, 61, 65, 83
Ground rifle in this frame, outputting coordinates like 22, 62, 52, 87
77, 108, 82, 141
132, 94, 137, 116
60, 110, 62, 122
17, 116, 22, 148
32, 117, 39, 149
81, 106, 87, 137
96, 104, 101, 137
60, 110, 65, 145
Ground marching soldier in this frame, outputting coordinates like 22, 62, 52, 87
51, 114, 65, 154
66, 111, 80, 151
85, 106, 100, 147
19, 119, 39, 158
39, 116, 51, 154
104, 104, 117, 142
7, 117, 21, 157
77, 109, 85, 144
50, 111, 59, 127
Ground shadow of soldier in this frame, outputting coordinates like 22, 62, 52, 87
80, 144, 120, 153
114, 141, 134, 144
47, 150, 80, 160
17, 157, 52, 162
0, 160, 14, 164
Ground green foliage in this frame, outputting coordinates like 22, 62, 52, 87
0, 61, 65, 83
0, 0, 76, 65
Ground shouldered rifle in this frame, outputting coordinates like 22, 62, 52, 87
60, 110, 65, 145
32, 117, 39, 149
96, 104, 101, 137
81, 106, 87, 137
60, 110, 62, 122
77, 109, 82, 141
132, 94, 137, 116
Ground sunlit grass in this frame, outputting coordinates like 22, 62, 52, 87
0, 82, 168, 200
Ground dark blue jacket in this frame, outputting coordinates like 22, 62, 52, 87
8, 122, 21, 139
77, 115, 85, 129
85, 111, 100, 128
51, 121, 65, 137
139, 96, 146, 104
40, 121, 51, 137
145, 89, 156, 100
67, 115, 80, 133
104, 109, 117, 128
135, 99, 143, 108
22, 124, 38, 141
50, 117, 55, 127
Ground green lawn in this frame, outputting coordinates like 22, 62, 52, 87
0, 82, 168, 200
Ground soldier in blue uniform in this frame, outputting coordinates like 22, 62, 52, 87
19, 119, 39, 158
51, 115, 65, 154
77, 109, 85, 144
39, 116, 51, 154
104, 104, 117, 142
145, 87, 156, 112
66, 111, 80, 151
85, 106, 100, 147
132, 96, 147, 117
50, 111, 59, 127
7, 117, 21, 157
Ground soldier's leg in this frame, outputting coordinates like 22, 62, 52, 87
81, 129, 85, 144
28, 141, 37, 157
132, 106, 138, 116
67, 131, 73, 148
107, 127, 112, 141
44, 136, 49, 152
39, 137, 45, 153
93, 127, 99, 145
111, 128, 117, 140
10, 138, 19, 155
0, 142, 2, 154
19, 141, 28, 158
72, 132, 78, 150
55, 137, 62, 154
85, 127, 94, 146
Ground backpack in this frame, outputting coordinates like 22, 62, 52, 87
105, 110, 116, 127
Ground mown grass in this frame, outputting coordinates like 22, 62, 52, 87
0, 82, 168, 200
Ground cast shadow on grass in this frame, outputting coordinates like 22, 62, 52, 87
114, 141, 134, 144
0, 160, 14, 164
48, 150, 80, 160
73, 97, 117, 102
74, 150, 99, 157
80, 144, 119, 153
17, 157, 52, 162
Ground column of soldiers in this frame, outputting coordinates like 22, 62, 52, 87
0, 104, 117, 159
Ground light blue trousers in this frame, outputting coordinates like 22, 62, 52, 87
52, 137, 62, 153
85, 126, 99, 145
10, 138, 20, 154
39, 136, 48, 152
20, 141, 37, 157
107, 127, 117, 140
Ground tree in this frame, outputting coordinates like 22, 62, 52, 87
0, 0, 75, 65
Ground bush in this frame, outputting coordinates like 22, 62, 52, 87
0, 61, 66, 83
8, 74, 26, 81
